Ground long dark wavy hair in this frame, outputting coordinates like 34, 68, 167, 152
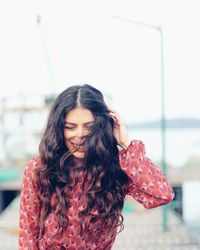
35, 84, 130, 240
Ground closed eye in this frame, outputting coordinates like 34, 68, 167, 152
64, 126, 75, 130
85, 125, 93, 130
64, 122, 94, 130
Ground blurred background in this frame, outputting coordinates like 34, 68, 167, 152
0, 0, 200, 249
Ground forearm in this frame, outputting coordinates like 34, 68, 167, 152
119, 140, 174, 208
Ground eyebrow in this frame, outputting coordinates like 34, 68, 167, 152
64, 121, 94, 125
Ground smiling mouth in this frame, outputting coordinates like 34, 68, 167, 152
72, 143, 85, 152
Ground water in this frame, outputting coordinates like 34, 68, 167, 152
129, 128, 200, 167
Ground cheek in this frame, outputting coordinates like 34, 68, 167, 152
64, 130, 74, 141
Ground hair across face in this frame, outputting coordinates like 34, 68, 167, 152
42, 84, 114, 163
36, 84, 130, 240
64, 107, 95, 160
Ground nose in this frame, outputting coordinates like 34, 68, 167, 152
75, 126, 86, 140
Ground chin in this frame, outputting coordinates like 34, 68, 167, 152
72, 152, 85, 160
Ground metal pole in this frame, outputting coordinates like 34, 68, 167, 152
158, 25, 168, 231
37, 15, 55, 93
112, 15, 168, 231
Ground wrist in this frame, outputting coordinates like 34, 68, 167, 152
120, 138, 132, 150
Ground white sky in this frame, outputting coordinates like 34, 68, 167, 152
0, 0, 200, 123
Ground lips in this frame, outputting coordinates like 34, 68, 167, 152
72, 142, 85, 152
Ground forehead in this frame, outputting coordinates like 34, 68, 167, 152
65, 107, 94, 123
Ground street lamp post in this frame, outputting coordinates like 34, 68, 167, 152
112, 15, 168, 231
37, 15, 55, 94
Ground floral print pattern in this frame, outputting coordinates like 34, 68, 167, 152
19, 140, 174, 249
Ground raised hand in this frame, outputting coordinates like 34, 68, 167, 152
109, 108, 132, 150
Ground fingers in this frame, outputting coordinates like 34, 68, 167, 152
108, 108, 122, 126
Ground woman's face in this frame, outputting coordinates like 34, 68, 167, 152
64, 107, 94, 160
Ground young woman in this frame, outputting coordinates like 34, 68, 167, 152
19, 84, 174, 250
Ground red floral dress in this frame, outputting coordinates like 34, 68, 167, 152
19, 140, 174, 250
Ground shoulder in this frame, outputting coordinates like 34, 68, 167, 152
24, 155, 41, 174
118, 140, 145, 157
22, 156, 41, 188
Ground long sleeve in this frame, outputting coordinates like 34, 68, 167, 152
119, 140, 174, 208
19, 158, 41, 250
